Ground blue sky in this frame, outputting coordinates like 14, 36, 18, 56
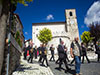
15, 0, 99, 40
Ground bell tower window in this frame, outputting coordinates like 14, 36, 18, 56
69, 12, 73, 16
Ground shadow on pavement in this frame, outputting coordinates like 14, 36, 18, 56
90, 61, 100, 63
68, 64, 75, 66
68, 69, 76, 75
55, 67, 76, 74
40, 64, 47, 68
14, 64, 39, 72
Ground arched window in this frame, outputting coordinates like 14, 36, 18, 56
69, 12, 73, 16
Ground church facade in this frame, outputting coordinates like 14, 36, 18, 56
32, 9, 79, 54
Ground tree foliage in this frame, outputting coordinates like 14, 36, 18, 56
38, 28, 52, 44
15, 31, 22, 47
81, 31, 93, 44
89, 23, 100, 43
11, 0, 33, 6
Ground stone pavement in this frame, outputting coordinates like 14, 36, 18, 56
49, 59, 100, 75
48, 51, 100, 75
12, 56, 54, 75
12, 52, 100, 75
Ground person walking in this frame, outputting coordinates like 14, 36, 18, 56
23, 45, 27, 60
27, 46, 34, 63
27, 41, 34, 63
38, 44, 42, 63
49, 44, 55, 61
41, 44, 49, 67
95, 41, 100, 62
81, 42, 90, 63
70, 37, 82, 75
58, 41, 70, 72
34, 45, 37, 59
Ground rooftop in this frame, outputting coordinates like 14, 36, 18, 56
32, 21, 66, 26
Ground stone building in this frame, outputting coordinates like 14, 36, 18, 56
13, 14, 25, 48
1, 13, 24, 75
32, 9, 79, 53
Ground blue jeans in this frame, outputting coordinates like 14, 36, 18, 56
75, 56, 81, 74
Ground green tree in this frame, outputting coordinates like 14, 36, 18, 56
11, 0, 33, 6
81, 31, 93, 45
0, 0, 33, 74
15, 31, 22, 47
38, 28, 52, 44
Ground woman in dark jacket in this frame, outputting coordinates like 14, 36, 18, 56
81, 43, 90, 63
95, 42, 100, 62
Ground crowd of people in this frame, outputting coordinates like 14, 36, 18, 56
23, 37, 100, 75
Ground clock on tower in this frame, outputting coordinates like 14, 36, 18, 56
70, 20, 75, 25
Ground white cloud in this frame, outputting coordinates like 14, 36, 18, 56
46, 14, 54, 20
25, 32, 28, 35
84, 1, 100, 26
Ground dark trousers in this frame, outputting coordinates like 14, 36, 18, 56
42, 55, 49, 66
56, 57, 60, 64
35, 53, 37, 59
38, 54, 42, 62
24, 51, 27, 60
50, 53, 55, 61
28, 53, 33, 63
97, 54, 100, 62
59, 58, 69, 70
82, 55, 90, 63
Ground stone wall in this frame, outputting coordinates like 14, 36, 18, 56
1, 34, 22, 75
9, 35, 22, 75
8, 44, 21, 75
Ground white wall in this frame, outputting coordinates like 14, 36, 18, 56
32, 23, 66, 46
32, 23, 71, 54
47, 37, 71, 54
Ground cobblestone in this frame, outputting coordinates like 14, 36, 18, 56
12, 51, 99, 75
12, 56, 54, 75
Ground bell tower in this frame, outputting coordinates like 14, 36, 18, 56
65, 9, 79, 41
